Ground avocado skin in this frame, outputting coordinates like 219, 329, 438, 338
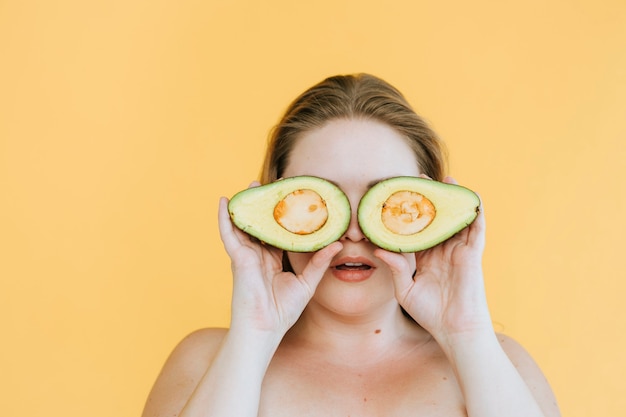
357, 177, 480, 253
228, 176, 351, 252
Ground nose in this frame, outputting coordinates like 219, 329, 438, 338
341, 204, 366, 243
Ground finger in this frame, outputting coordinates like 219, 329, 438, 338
218, 196, 247, 255
467, 194, 486, 250
373, 248, 414, 302
298, 241, 343, 293
248, 180, 261, 188
443, 175, 458, 185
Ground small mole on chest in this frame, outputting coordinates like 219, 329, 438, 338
374, 329, 381, 334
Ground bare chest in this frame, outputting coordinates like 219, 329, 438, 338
258, 350, 466, 417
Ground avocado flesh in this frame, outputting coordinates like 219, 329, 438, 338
358, 177, 480, 252
228, 176, 351, 252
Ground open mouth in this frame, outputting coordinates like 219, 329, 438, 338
334, 262, 372, 271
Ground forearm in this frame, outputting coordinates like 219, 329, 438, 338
440, 330, 547, 417
179, 328, 282, 417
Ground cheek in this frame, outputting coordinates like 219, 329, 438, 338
286, 252, 314, 274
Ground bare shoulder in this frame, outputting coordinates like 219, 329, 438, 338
159, 327, 228, 376
496, 333, 547, 378
172, 327, 229, 359
141, 328, 228, 417
497, 333, 561, 416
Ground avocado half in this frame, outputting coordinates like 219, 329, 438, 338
357, 177, 480, 252
228, 176, 351, 252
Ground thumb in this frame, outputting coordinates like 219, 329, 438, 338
297, 242, 343, 295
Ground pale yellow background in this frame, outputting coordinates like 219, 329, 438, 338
1, 0, 625, 416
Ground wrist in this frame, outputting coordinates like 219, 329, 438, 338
426, 303, 494, 350
225, 324, 285, 358
435, 325, 501, 364
433, 323, 498, 354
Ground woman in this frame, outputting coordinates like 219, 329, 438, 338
142, 74, 560, 417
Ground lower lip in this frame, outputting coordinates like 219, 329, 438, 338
331, 267, 375, 283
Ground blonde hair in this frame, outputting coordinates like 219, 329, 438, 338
260, 73, 447, 184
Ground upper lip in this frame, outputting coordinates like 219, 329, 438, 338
330, 256, 376, 269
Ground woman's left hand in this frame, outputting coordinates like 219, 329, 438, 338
374, 176, 492, 344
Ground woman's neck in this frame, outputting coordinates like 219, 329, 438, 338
282, 302, 432, 368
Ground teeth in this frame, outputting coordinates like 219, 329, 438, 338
344, 262, 363, 267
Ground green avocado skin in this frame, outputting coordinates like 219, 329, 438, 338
357, 177, 480, 253
227, 176, 351, 252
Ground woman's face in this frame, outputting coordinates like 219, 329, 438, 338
282, 118, 421, 316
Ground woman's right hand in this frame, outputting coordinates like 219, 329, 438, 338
218, 193, 342, 337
